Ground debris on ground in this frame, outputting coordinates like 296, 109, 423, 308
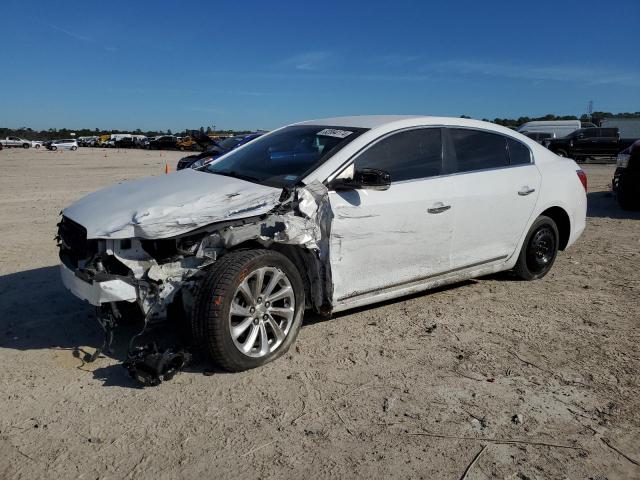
123, 343, 192, 387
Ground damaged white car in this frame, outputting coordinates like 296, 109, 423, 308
58, 116, 587, 373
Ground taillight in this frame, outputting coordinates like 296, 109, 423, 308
576, 169, 587, 192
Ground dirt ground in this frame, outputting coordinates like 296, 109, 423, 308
0, 147, 638, 480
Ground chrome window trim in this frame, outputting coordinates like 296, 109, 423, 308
325, 125, 534, 187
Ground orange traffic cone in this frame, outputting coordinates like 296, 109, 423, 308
165, 163, 170, 174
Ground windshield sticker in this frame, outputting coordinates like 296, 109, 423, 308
284, 175, 297, 181
317, 128, 353, 139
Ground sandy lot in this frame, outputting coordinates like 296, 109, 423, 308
0, 147, 639, 479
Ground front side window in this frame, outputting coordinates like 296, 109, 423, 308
449, 128, 509, 172
204, 125, 366, 188
354, 128, 442, 182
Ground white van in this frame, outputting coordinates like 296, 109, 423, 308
517, 120, 581, 139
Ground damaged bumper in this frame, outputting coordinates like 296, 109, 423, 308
59, 263, 137, 306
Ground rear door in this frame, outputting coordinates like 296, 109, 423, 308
595, 128, 620, 156
328, 127, 454, 302
445, 128, 541, 269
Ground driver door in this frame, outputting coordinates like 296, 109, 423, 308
328, 128, 454, 303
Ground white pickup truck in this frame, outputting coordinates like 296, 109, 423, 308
0, 136, 31, 148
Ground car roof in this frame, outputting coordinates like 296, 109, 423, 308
294, 115, 423, 129
293, 115, 534, 139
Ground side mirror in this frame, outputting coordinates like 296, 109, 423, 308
330, 166, 391, 191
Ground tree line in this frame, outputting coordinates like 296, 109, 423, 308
2, 113, 639, 140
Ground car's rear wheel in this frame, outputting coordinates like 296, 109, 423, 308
192, 249, 305, 372
51, 146, 57, 151
513, 215, 559, 280
71, 146, 77, 151
23, 143, 30, 149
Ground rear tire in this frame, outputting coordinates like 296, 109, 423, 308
23, 143, 30, 149
192, 249, 305, 372
513, 215, 559, 280
556, 149, 568, 158
51, 146, 57, 151
71, 146, 77, 151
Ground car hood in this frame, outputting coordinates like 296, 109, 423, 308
63, 169, 283, 239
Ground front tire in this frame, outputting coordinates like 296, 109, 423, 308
51, 146, 57, 151
71, 146, 77, 151
513, 215, 559, 280
192, 249, 305, 372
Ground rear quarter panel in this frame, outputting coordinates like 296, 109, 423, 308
529, 148, 587, 249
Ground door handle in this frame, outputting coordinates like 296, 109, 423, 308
427, 203, 451, 214
518, 186, 536, 196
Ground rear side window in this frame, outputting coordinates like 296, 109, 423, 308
507, 138, 531, 165
355, 128, 442, 182
598, 128, 617, 138
449, 128, 509, 172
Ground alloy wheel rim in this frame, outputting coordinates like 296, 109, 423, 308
228, 266, 295, 358
526, 226, 556, 273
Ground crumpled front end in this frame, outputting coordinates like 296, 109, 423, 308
56, 180, 334, 323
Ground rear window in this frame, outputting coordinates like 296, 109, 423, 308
449, 128, 509, 173
507, 138, 531, 165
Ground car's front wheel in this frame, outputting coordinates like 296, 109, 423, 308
71, 146, 77, 151
513, 215, 559, 280
192, 249, 305, 372
51, 146, 57, 151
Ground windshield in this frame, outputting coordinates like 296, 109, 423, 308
203, 125, 366, 187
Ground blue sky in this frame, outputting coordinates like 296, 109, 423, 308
1, 0, 638, 131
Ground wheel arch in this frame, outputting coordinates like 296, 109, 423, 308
224, 241, 330, 314
539, 206, 570, 250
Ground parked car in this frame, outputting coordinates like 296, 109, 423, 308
46, 139, 78, 151
31, 140, 43, 149
612, 139, 640, 210
0, 136, 31, 148
177, 133, 264, 170
148, 135, 178, 150
115, 137, 136, 148
132, 135, 148, 148
544, 127, 638, 160
58, 116, 586, 374
78, 136, 100, 147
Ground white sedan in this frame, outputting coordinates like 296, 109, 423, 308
47, 139, 78, 151
58, 116, 586, 375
